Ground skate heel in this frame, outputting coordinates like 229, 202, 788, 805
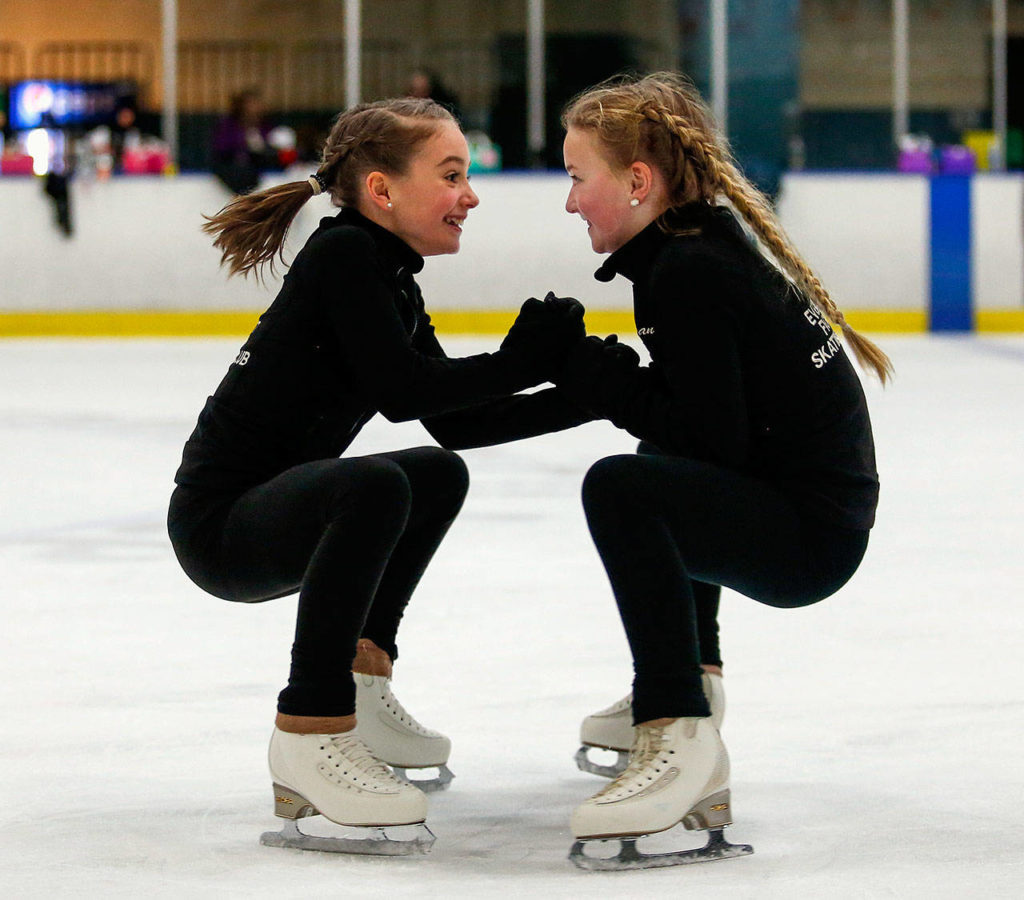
682, 789, 732, 831
272, 783, 317, 819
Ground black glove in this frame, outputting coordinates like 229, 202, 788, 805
595, 333, 641, 366
541, 292, 585, 321
554, 334, 641, 415
500, 291, 586, 380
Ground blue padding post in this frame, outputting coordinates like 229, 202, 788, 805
929, 175, 972, 332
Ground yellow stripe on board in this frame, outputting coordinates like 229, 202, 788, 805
841, 309, 928, 333
0, 310, 262, 338
0, 307, 948, 338
0, 309, 642, 338
975, 309, 1024, 332
429, 309, 640, 335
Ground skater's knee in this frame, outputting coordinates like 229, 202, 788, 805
422, 446, 469, 499
398, 447, 469, 519
433, 449, 469, 517
328, 458, 412, 521
582, 455, 642, 511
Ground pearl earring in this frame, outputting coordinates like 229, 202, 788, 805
630, 198, 640, 207
386, 201, 393, 208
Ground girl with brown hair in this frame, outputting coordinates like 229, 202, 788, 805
552, 73, 889, 869
168, 97, 588, 855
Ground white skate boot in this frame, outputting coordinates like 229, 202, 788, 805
259, 727, 434, 855
355, 673, 454, 792
569, 717, 753, 870
575, 672, 725, 778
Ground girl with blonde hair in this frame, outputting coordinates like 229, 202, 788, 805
168, 97, 588, 855
552, 73, 888, 869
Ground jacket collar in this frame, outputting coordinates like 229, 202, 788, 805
594, 203, 714, 284
328, 207, 425, 275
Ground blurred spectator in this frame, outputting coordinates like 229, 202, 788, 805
105, 104, 169, 176
406, 68, 461, 122
0, 110, 13, 148
110, 103, 140, 171
39, 112, 74, 237
211, 88, 278, 195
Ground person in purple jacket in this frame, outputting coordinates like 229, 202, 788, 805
211, 88, 277, 195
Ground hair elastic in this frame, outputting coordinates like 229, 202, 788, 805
307, 173, 328, 195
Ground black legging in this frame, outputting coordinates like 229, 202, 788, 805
168, 446, 469, 717
581, 453, 869, 724
636, 443, 722, 672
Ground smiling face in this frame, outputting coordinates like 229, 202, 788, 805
372, 121, 479, 257
563, 126, 646, 254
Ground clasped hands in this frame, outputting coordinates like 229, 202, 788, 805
500, 292, 641, 401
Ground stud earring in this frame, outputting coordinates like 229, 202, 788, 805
386, 201, 393, 208
629, 198, 640, 207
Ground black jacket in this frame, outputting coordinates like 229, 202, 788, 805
568, 204, 879, 530
174, 208, 591, 491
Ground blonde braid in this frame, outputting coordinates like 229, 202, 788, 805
637, 104, 717, 205
643, 101, 894, 384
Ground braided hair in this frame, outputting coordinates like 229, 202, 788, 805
203, 98, 457, 280
562, 73, 893, 384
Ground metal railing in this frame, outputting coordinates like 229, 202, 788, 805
0, 42, 28, 83
178, 38, 495, 113
177, 41, 287, 112
32, 42, 154, 91
5, 35, 668, 122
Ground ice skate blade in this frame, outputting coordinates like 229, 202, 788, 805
569, 828, 753, 871
574, 745, 628, 779
392, 763, 454, 793
260, 818, 436, 856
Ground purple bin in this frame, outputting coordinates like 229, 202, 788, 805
939, 145, 975, 175
898, 148, 934, 173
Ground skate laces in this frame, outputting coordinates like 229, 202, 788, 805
592, 724, 670, 800
374, 679, 441, 737
324, 733, 403, 784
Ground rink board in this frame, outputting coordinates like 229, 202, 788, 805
1, 171, 1022, 334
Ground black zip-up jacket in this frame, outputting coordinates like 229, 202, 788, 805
174, 208, 592, 491
565, 203, 879, 530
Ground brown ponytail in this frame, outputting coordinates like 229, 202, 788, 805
202, 98, 457, 281
562, 73, 894, 384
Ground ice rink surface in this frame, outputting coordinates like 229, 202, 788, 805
2, 335, 1023, 898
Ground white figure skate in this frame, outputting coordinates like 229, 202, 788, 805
575, 671, 725, 778
354, 672, 454, 792
569, 717, 753, 870
259, 727, 434, 855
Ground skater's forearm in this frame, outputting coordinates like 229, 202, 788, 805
421, 389, 594, 450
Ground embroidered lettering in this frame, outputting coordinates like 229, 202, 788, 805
803, 305, 833, 337
812, 332, 842, 368
234, 350, 250, 366
804, 305, 842, 369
